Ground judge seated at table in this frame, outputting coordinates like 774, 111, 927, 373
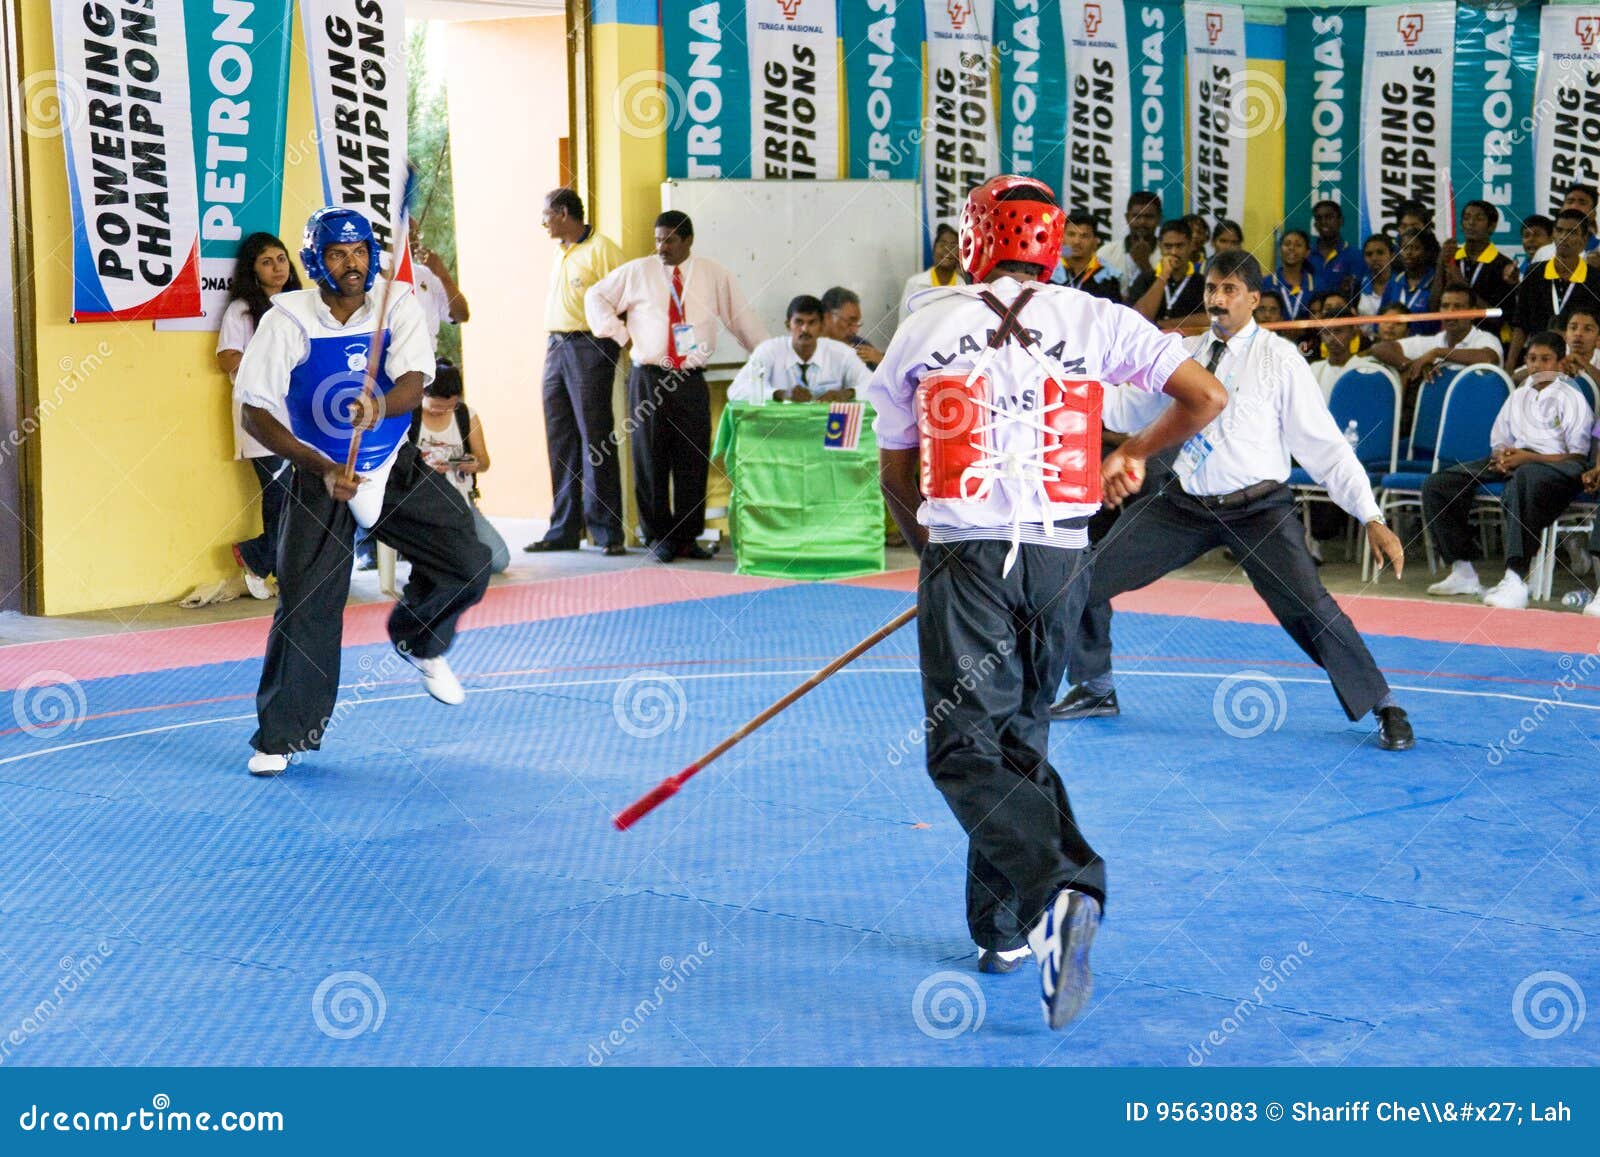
728, 294, 872, 405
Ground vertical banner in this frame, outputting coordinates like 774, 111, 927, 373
1283, 8, 1363, 242
51, 0, 203, 322
1127, 1, 1185, 217
843, 0, 923, 179
664, 1, 752, 179
746, 0, 839, 178
1359, 2, 1455, 240
922, 0, 998, 244
1184, 3, 1246, 226
156, 0, 295, 332
298, 0, 409, 253
997, 0, 1068, 183
1062, 0, 1132, 241
1533, 5, 1600, 217
1453, 6, 1539, 254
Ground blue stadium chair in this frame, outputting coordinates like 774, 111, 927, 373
1369, 364, 1512, 582
1396, 366, 1460, 473
1292, 365, 1399, 561
1569, 372, 1598, 414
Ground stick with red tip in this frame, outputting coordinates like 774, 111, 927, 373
613, 605, 918, 830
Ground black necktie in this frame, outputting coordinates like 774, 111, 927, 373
797, 362, 811, 388
1205, 339, 1227, 374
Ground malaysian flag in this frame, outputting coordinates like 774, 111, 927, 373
822, 402, 864, 451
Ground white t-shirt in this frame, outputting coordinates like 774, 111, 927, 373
1306, 355, 1380, 403
1493, 379, 1593, 456
215, 298, 273, 460
1396, 327, 1503, 361
411, 263, 451, 352
415, 410, 474, 501
867, 277, 1189, 547
727, 336, 872, 404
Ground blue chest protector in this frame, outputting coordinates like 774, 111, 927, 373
284, 327, 413, 473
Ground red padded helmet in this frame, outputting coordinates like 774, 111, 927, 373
959, 175, 1064, 283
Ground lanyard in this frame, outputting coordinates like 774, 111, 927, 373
1399, 272, 1431, 311
1278, 274, 1312, 320
1205, 328, 1261, 399
666, 263, 690, 313
1163, 273, 1193, 313
1553, 278, 1579, 319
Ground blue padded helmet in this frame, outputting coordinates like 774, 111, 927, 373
300, 206, 381, 293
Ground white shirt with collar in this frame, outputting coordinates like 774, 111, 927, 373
584, 254, 768, 370
1494, 379, 1592, 456
868, 277, 1189, 547
1103, 319, 1384, 523
1397, 327, 1503, 360
1095, 237, 1151, 289
897, 267, 962, 324
728, 335, 872, 404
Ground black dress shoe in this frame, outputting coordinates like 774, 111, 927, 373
1048, 685, 1120, 721
523, 539, 580, 553
651, 540, 677, 563
676, 542, 715, 560
1376, 706, 1415, 751
602, 544, 627, 557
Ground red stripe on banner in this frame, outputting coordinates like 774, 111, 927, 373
0, 570, 794, 691
71, 241, 203, 323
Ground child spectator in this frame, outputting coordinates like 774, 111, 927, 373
411, 362, 510, 574
1381, 230, 1441, 334
1358, 234, 1398, 317
1422, 330, 1593, 609
1376, 303, 1411, 343
1518, 215, 1554, 277
215, 232, 303, 599
1263, 229, 1317, 322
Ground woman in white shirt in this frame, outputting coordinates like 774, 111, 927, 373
215, 232, 302, 598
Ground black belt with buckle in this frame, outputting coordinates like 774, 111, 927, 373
1187, 479, 1285, 510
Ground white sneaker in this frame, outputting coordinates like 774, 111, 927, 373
400, 647, 465, 705
247, 751, 289, 777
1025, 888, 1101, 1030
976, 944, 1033, 974
1481, 572, 1530, 610
1584, 593, 1600, 618
1427, 562, 1483, 597
242, 570, 273, 600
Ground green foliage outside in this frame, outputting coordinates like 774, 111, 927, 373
407, 24, 460, 366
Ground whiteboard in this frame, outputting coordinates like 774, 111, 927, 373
660, 179, 924, 368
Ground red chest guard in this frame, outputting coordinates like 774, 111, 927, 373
915, 371, 1104, 505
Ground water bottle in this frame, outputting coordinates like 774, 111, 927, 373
1344, 419, 1360, 450
1562, 589, 1593, 609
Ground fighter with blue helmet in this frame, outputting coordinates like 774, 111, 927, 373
234, 206, 491, 778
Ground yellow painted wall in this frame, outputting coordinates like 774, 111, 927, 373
443, 15, 568, 521
22, 4, 324, 615
589, 22, 665, 259
1241, 57, 1287, 265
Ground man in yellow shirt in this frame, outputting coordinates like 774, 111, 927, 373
530, 188, 627, 556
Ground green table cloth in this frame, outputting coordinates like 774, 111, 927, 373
711, 402, 886, 580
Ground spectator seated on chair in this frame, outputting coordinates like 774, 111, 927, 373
1369, 286, 1503, 417
1421, 331, 1593, 609
1375, 303, 1412, 344
1306, 290, 1376, 402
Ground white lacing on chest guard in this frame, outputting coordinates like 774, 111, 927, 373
917, 293, 1102, 578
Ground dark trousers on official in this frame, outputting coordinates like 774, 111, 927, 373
236, 454, 289, 578
920, 539, 1107, 953
628, 364, 710, 548
541, 333, 624, 547
1421, 457, 1587, 576
250, 442, 492, 755
1073, 484, 1390, 721
1067, 448, 1176, 683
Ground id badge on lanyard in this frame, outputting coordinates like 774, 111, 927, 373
669, 270, 699, 358
1172, 331, 1260, 488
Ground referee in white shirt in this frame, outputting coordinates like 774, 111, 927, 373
585, 211, 767, 562
1050, 249, 1416, 751
727, 295, 871, 404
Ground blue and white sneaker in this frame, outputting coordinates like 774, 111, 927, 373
1026, 889, 1101, 1029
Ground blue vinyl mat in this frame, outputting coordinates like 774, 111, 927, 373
1, 582, 1596, 1066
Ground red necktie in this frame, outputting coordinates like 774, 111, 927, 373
666, 266, 685, 369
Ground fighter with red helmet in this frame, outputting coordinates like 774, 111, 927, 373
866, 176, 1226, 1029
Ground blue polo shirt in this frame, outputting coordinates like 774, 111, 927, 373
1306, 238, 1367, 295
